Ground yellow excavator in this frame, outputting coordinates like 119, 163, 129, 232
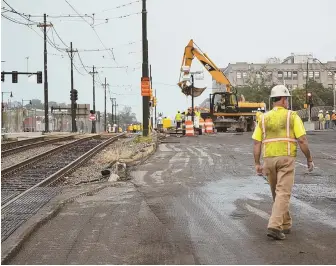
178, 39, 265, 132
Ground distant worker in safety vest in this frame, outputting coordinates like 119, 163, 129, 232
318, 110, 324, 130
332, 110, 336, 129
133, 124, 137, 133
255, 108, 262, 123
175, 111, 182, 129
252, 84, 314, 240
325, 111, 330, 129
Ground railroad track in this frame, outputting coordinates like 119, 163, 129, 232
1, 133, 126, 242
1, 136, 74, 157
1, 136, 46, 151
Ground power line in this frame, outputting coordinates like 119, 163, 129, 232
64, 0, 116, 62
51, 26, 69, 48
98, 0, 140, 13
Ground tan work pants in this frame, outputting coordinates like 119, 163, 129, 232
263, 156, 295, 230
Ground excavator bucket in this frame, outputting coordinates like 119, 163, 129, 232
178, 81, 206, 97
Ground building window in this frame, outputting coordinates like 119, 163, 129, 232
328, 71, 333, 76
293, 71, 298, 80
328, 84, 333, 89
236, 72, 242, 79
314, 71, 320, 79
256, 72, 261, 79
243, 72, 247, 78
292, 84, 298, 89
303, 71, 307, 78
277, 71, 283, 79
287, 84, 292, 90
284, 71, 292, 79
309, 71, 314, 78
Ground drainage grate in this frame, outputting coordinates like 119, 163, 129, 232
1, 187, 62, 242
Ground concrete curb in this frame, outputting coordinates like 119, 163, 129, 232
1, 183, 120, 264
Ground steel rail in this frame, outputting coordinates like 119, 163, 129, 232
1, 133, 125, 210
1, 135, 100, 177
1, 136, 74, 157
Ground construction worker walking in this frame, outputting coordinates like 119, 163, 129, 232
325, 111, 331, 129
252, 85, 314, 240
332, 110, 336, 129
318, 110, 324, 130
175, 111, 182, 129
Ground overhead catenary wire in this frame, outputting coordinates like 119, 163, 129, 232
64, 0, 116, 62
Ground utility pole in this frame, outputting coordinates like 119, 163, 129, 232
149, 64, 153, 128
114, 99, 117, 127
102, 78, 109, 132
89, 65, 98, 133
155, 89, 157, 127
142, 0, 149, 136
37, 14, 52, 132
66, 42, 78, 132
110, 98, 115, 125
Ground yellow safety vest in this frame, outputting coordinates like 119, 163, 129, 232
318, 113, 324, 121
325, 114, 330, 121
136, 125, 140, 131
255, 111, 262, 123
195, 111, 201, 118
261, 108, 297, 157
175, 113, 182, 121
133, 125, 137, 130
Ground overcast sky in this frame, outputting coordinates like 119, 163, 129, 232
1, 0, 335, 121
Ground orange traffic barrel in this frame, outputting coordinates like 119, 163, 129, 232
185, 120, 194, 136
205, 118, 214, 133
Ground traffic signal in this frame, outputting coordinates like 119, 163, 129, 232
307, 92, 313, 105
12, 71, 18, 83
70, 90, 73, 101
37, 71, 43, 84
73, 89, 78, 101
1, 103, 4, 112
1, 72, 4, 82
149, 101, 152, 108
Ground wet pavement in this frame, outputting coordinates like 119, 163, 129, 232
7, 131, 336, 264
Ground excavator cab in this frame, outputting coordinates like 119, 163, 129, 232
210, 92, 239, 114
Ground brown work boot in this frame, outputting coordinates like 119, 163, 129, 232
283, 228, 291, 234
267, 228, 286, 240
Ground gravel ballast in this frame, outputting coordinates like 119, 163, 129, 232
1, 140, 76, 170
63, 135, 157, 185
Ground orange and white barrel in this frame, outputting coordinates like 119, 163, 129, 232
199, 118, 205, 134
185, 120, 194, 136
205, 118, 214, 134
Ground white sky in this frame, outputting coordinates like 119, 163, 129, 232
1, 0, 335, 121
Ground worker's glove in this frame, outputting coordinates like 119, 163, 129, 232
255, 163, 263, 176
307, 160, 314, 172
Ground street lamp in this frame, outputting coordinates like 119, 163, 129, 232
312, 58, 336, 110
1, 91, 13, 130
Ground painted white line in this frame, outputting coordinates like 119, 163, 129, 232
245, 204, 270, 220
159, 144, 172, 152
130, 171, 147, 186
150, 171, 164, 184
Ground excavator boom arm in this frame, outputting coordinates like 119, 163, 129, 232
179, 39, 232, 93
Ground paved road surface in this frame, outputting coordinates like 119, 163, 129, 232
8, 131, 336, 264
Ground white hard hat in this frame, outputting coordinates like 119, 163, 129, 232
257, 108, 261, 111
319, 110, 323, 113
326, 111, 329, 114
333, 110, 336, 113
270, 85, 291, 98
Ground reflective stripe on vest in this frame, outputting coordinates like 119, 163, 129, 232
261, 110, 297, 156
